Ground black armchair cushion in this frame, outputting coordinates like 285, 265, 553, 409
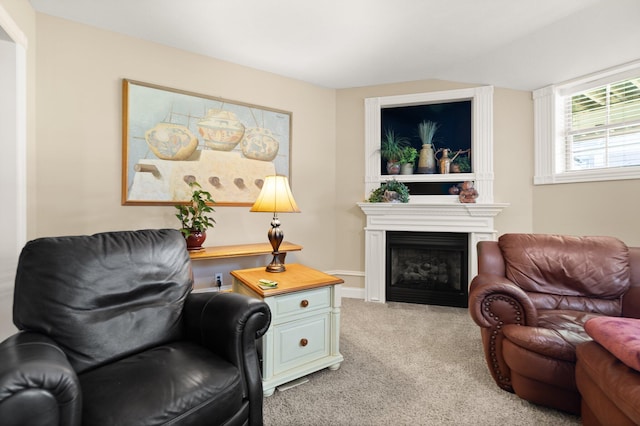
13, 229, 192, 374
79, 341, 244, 426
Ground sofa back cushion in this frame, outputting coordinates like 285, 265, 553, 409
13, 229, 193, 373
498, 234, 630, 311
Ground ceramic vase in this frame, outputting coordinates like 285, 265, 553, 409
416, 144, 436, 174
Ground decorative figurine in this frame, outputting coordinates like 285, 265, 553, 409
458, 181, 478, 203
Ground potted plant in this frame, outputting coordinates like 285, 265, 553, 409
450, 151, 471, 173
367, 179, 410, 203
416, 120, 439, 174
449, 149, 471, 173
175, 181, 216, 250
399, 146, 418, 174
380, 129, 409, 175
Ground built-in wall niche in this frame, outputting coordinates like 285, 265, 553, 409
364, 86, 495, 204
381, 100, 472, 176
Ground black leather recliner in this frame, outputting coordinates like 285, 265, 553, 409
0, 229, 271, 426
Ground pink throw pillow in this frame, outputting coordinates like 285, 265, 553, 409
585, 316, 640, 372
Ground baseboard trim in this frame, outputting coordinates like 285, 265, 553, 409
340, 287, 365, 299
326, 269, 364, 277
325, 269, 365, 300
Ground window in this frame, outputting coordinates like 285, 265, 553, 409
534, 61, 640, 184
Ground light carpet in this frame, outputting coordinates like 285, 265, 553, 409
263, 298, 581, 426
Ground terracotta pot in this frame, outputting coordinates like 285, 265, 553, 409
184, 229, 206, 250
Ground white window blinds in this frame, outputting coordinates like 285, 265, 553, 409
564, 77, 640, 171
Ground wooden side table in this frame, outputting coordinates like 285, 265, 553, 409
231, 264, 344, 397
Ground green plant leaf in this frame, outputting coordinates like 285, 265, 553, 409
367, 179, 410, 203
174, 181, 216, 233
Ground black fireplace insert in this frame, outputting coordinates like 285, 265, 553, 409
385, 231, 468, 308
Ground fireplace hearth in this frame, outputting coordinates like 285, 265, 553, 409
386, 231, 468, 308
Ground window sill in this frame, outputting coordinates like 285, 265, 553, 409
534, 166, 640, 185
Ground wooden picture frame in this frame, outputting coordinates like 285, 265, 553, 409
122, 79, 292, 206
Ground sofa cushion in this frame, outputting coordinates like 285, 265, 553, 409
498, 234, 630, 299
79, 341, 243, 426
585, 316, 640, 372
503, 310, 597, 362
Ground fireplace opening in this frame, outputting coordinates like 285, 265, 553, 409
386, 231, 468, 308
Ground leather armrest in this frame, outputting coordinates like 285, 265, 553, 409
183, 292, 271, 357
183, 291, 271, 419
469, 273, 538, 328
0, 332, 81, 426
183, 291, 271, 364
468, 274, 538, 392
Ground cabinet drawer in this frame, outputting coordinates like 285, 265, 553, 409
272, 286, 331, 319
273, 313, 330, 375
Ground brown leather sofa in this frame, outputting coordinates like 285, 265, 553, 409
468, 233, 640, 414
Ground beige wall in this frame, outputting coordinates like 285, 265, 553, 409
533, 181, 640, 246
33, 14, 338, 274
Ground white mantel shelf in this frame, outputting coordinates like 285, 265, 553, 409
358, 202, 508, 231
357, 201, 508, 303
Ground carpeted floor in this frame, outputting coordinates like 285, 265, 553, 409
263, 298, 581, 426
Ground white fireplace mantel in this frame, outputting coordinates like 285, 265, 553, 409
358, 202, 508, 303
360, 86, 507, 303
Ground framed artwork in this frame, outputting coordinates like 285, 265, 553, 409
122, 79, 292, 206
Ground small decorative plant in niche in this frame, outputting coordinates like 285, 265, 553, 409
175, 180, 216, 250
380, 129, 410, 175
367, 179, 410, 203
399, 146, 418, 174
451, 150, 471, 173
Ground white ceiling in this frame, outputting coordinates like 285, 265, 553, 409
28, 0, 640, 91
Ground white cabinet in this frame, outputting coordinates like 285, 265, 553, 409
231, 264, 343, 397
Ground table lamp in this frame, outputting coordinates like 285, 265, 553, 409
250, 175, 300, 272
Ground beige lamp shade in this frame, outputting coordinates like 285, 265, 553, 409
250, 175, 300, 213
